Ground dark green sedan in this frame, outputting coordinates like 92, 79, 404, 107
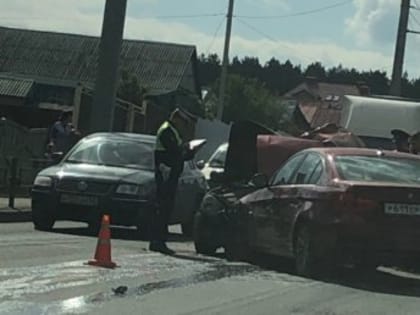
31, 133, 207, 236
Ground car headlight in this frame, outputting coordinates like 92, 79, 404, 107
34, 176, 53, 187
116, 184, 139, 195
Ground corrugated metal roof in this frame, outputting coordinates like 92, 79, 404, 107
0, 75, 34, 98
0, 27, 196, 95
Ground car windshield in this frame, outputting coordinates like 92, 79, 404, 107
335, 155, 420, 185
66, 137, 154, 170
208, 144, 228, 168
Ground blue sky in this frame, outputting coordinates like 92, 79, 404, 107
1, 0, 420, 77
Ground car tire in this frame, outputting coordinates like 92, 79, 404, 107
225, 220, 250, 262
294, 224, 335, 278
193, 212, 218, 255
32, 203, 55, 231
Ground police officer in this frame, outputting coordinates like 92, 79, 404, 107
150, 108, 196, 254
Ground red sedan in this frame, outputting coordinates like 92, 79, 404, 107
226, 148, 420, 277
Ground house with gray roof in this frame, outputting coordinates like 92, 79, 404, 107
0, 26, 202, 132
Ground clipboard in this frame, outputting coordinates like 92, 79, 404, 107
188, 139, 207, 151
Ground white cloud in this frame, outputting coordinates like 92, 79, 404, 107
0, 0, 412, 77
346, 0, 399, 46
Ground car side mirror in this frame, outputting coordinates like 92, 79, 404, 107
250, 173, 268, 189
196, 160, 205, 170
51, 152, 64, 163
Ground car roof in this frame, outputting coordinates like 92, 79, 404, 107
303, 147, 420, 160
85, 132, 156, 143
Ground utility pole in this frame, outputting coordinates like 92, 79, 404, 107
90, 0, 128, 132
217, 0, 235, 121
390, 0, 410, 96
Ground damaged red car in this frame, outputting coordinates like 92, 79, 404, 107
193, 121, 420, 277
227, 147, 420, 276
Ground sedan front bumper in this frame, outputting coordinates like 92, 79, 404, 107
32, 189, 154, 226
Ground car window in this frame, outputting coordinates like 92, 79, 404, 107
290, 153, 323, 184
271, 154, 306, 185
306, 160, 324, 184
66, 137, 154, 170
208, 143, 228, 168
335, 155, 420, 185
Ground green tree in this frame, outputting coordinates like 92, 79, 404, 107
198, 53, 221, 87
210, 74, 293, 132
305, 62, 327, 80
197, 53, 420, 101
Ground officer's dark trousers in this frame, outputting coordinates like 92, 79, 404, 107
150, 169, 179, 242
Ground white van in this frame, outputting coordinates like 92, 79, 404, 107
340, 95, 420, 149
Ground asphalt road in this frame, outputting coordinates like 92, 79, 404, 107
2, 222, 420, 315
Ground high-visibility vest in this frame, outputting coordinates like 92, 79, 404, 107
155, 121, 182, 151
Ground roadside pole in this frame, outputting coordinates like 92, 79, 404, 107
217, 0, 235, 121
8, 157, 18, 209
90, 0, 128, 132
390, 0, 410, 96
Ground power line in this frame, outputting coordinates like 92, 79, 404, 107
235, 18, 312, 62
236, 0, 352, 19
0, 13, 225, 21
142, 13, 224, 19
408, 5, 420, 35
410, 12, 420, 27
205, 17, 225, 54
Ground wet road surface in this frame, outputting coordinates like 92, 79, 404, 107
2, 222, 420, 314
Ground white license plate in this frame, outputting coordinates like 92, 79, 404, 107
384, 203, 420, 216
60, 194, 98, 206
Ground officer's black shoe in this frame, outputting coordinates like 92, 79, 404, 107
149, 241, 175, 255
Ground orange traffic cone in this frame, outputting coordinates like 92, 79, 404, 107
88, 214, 117, 269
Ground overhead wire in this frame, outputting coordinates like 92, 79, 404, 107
235, 18, 312, 62
140, 13, 225, 19
205, 17, 226, 55
410, 11, 420, 28
0, 13, 225, 21
236, 0, 352, 19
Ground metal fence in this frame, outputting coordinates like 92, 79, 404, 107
0, 157, 51, 203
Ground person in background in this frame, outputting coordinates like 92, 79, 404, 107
391, 129, 410, 153
408, 132, 420, 155
150, 108, 197, 255
47, 111, 77, 155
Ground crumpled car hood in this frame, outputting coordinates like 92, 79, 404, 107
223, 121, 324, 183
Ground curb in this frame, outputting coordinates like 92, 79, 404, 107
0, 210, 32, 223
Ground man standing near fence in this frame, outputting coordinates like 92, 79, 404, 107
149, 108, 197, 255
47, 111, 78, 155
